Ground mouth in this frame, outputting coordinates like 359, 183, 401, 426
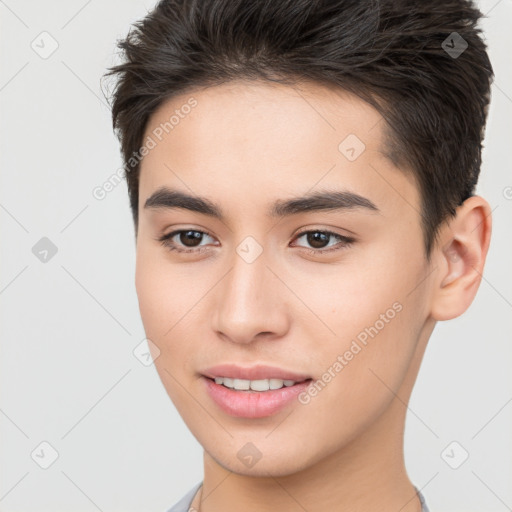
200, 364, 313, 418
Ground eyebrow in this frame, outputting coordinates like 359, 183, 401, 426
144, 186, 380, 221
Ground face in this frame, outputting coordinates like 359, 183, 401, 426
135, 80, 434, 476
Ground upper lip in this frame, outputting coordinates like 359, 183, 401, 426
201, 364, 311, 382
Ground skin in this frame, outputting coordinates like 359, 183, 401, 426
134, 80, 492, 512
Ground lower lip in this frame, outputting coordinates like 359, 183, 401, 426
203, 377, 311, 418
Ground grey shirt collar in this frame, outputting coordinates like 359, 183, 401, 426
166, 482, 430, 512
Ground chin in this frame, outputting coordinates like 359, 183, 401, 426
202, 436, 325, 478
215, 454, 310, 478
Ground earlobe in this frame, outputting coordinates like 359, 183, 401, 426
430, 195, 492, 321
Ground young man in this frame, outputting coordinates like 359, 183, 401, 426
104, 0, 493, 510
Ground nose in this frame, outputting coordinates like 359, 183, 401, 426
211, 248, 290, 345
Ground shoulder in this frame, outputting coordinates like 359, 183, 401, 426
164, 481, 203, 512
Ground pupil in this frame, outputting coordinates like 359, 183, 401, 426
181, 230, 202, 247
308, 232, 328, 248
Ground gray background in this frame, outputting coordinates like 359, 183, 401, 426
0, 1, 511, 511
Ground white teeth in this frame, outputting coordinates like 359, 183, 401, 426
269, 378, 284, 390
250, 379, 269, 391
233, 378, 250, 390
223, 377, 234, 388
213, 377, 298, 391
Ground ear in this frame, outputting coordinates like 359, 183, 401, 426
429, 195, 492, 321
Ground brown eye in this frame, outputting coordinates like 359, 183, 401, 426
158, 229, 217, 253
306, 231, 330, 249
178, 230, 204, 247
293, 229, 355, 254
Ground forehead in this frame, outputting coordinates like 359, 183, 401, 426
144, 79, 387, 159
139, 80, 419, 223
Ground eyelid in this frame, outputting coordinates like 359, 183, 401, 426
293, 227, 354, 241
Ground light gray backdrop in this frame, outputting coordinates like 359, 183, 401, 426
1, 1, 511, 511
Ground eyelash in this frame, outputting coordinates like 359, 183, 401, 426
157, 229, 355, 256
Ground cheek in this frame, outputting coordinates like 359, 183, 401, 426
301, 264, 400, 335
135, 257, 166, 337
134, 248, 210, 376
135, 242, 192, 326
303, 251, 425, 382
135, 253, 198, 407
293, 293, 420, 450
134, 248, 186, 352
